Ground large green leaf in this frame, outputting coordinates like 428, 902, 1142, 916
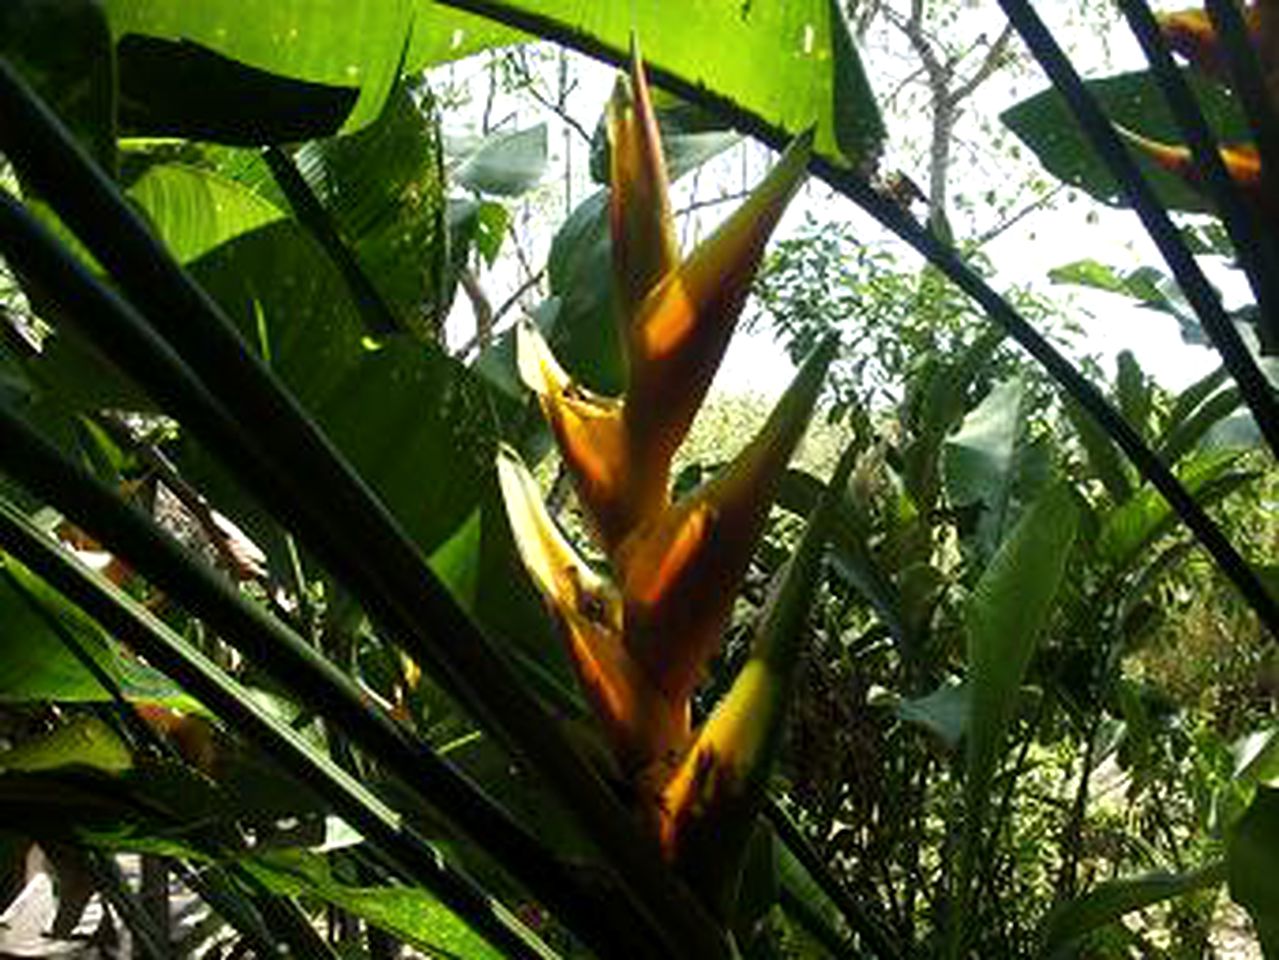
965, 482, 1079, 809
1040, 861, 1226, 956
1098, 449, 1250, 569
0, 553, 196, 707
0, 715, 132, 775
106, 0, 522, 139
106, 0, 412, 134
1228, 787, 1279, 955
181, 222, 523, 567
457, 0, 882, 166
1002, 69, 1249, 214
452, 125, 549, 197
897, 679, 969, 751
244, 848, 503, 960
126, 162, 286, 263
942, 376, 1025, 555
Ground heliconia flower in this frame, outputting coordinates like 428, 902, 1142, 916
1116, 126, 1275, 222
617, 337, 836, 711
656, 438, 858, 912
521, 57, 813, 557
499, 45, 835, 905
622, 133, 814, 505
495, 446, 689, 773
608, 41, 680, 326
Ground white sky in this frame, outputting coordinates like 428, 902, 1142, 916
437, 2, 1238, 399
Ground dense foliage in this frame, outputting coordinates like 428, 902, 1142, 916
0, 1, 1275, 958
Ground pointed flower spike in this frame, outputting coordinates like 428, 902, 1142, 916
1157, 5, 1267, 82
516, 321, 661, 553
608, 40, 680, 322
495, 446, 687, 771
617, 336, 836, 710
623, 132, 814, 483
654, 440, 858, 913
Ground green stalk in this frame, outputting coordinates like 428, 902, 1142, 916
765, 800, 901, 959
0, 492, 554, 960
0, 60, 728, 957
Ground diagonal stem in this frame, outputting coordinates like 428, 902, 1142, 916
1118, 0, 1279, 358
996, 0, 1279, 460
1205, 0, 1279, 213
262, 145, 403, 338
0, 492, 553, 960
0, 59, 726, 959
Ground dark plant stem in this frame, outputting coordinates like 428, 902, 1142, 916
0, 62, 728, 958
420, 0, 1279, 643
262, 145, 402, 338
996, 0, 1279, 460
0, 486, 555, 960
84, 852, 173, 960
2, 560, 341, 959
0, 194, 581, 942
1056, 715, 1101, 904
765, 800, 902, 959
1118, 0, 1279, 355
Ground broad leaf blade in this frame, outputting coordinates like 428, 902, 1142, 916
1228, 787, 1279, 955
244, 848, 503, 960
1041, 862, 1226, 955
457, 0, 883, 166
126, 163, 286, 263
966, 482, 1079, 804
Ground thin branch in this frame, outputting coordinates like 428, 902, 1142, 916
458, 266, 494, 351
951, 23, 1016, 104
511, 48, 594, 145
493, 267, 546, 325
673, 188, 752, 218
973, 184, 1065, 247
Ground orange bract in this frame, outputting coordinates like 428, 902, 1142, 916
497, 45, 831, 886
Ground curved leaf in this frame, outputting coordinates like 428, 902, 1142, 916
126, 162, 286, 263
453, 125, 548, 196
966, 482, 1079, 807
244, 848, 503, 960
106, 0, 522, 138
1041, 861, 1226, 956
1003, 68, 1249, 214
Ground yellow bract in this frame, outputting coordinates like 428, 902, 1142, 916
497, 48, 828, 881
